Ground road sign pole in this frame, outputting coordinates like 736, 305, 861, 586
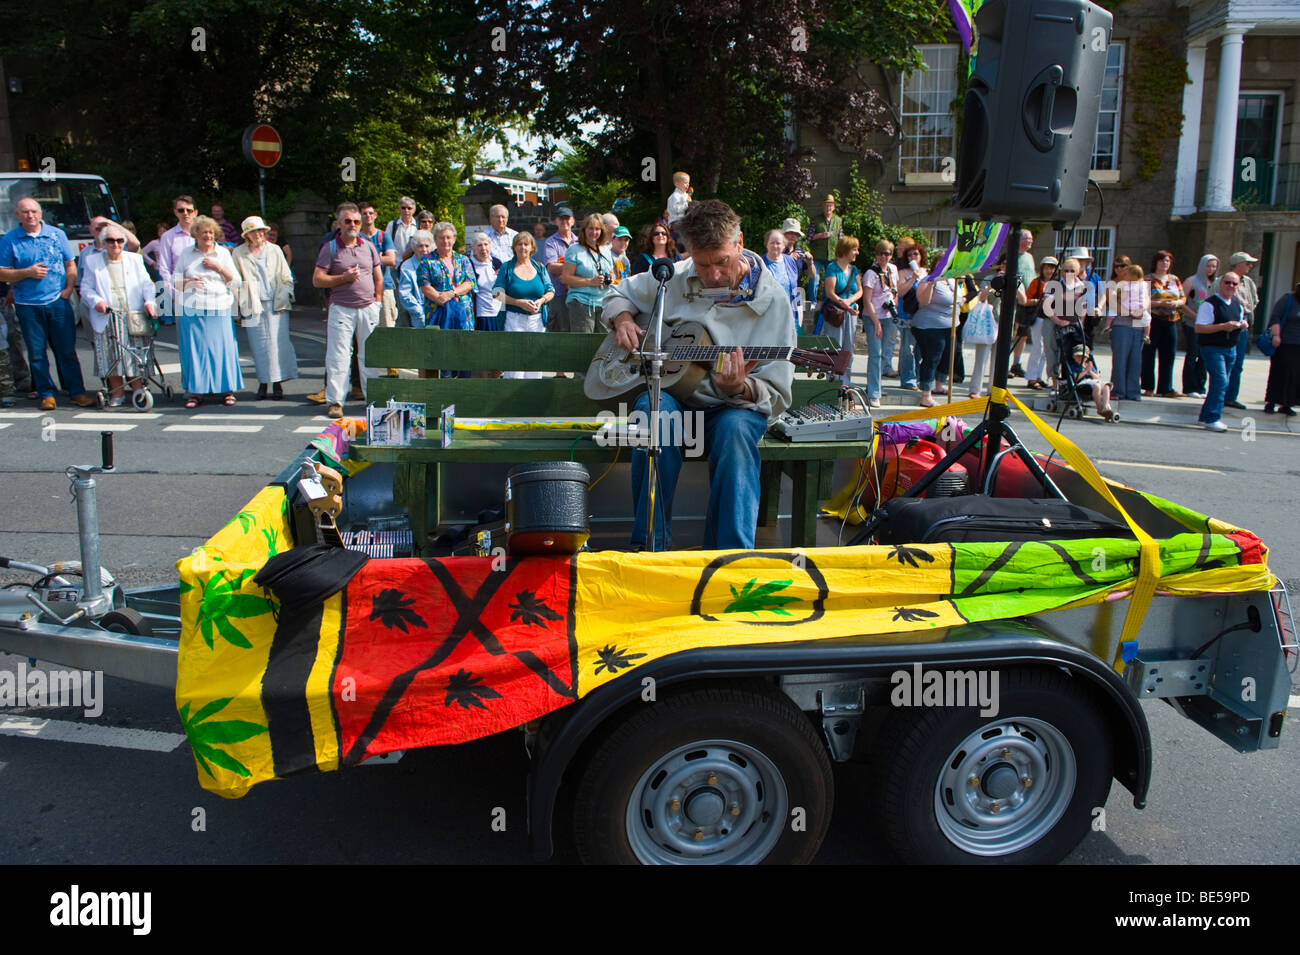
259, 167, 266, 219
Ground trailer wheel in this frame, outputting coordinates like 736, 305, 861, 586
99, 608, 152, 637
877, 668, 1111, 864
572, 685, 833, 865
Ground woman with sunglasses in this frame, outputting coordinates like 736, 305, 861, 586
561, 214, 615, 333
81, 223, 157, 407
629, 223, 678, 276
860, 240, 899, 407
1041, 257, 1095, 392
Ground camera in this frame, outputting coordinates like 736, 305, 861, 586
989, 273, 1007, 294
882, 299, 899, 319
601, 273, 613, 287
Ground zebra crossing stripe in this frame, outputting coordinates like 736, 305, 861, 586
163, 424, 264, 433
0, 715, 187, 753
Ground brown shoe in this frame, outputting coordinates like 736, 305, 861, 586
39, 396, 56, 411
327, 403, 343, 419
72, 393, 98, 408
305, 389, 328, 404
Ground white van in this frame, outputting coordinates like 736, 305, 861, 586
0, 172, 121, 251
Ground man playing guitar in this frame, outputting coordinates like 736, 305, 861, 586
603, 200, 795, 551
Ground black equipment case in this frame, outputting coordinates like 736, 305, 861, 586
875, 496, 1134, 545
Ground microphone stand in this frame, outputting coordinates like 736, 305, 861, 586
642, 259, 675, 552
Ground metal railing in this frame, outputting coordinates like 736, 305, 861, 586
1193, 163, 1300, 211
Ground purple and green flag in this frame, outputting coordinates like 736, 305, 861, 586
930, 219, 1009, 279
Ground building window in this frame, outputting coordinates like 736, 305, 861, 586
1055, 227, 1115, 278
917, 228, 954, 262
900, 45, 959, 179
1092, 43, 1124, 171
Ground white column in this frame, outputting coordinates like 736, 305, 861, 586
1203, 26, 1251, 212
1171, 40, 1207, 216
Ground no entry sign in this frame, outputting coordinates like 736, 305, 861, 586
242, 124, 283, 169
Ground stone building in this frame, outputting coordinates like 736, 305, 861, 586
798, 0, 1300, 323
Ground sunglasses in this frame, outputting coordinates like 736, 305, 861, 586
341, 218, 361, 224
176, 208, 195, 214
1221, 279, 1240, 286
103, 237, 126, 244
652, 231, 668, 237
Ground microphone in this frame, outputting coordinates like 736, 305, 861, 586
651, 257, 675, 282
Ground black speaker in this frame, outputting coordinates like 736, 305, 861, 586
953, 0, 1113, 225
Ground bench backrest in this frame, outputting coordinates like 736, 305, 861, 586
364, 329, 843, 416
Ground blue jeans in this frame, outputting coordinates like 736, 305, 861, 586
1198, 344, 1234, 424
1224, 325, 1249, 403
911, 326, 949, 391
1109, 325, 1144, 400
864, 318, 884, 399
897, 318, 918, 386
16, 298, 86, 399
630, 389, 767, 550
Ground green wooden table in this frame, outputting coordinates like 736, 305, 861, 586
353, 329, 868, 549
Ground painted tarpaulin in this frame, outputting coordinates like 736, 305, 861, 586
175, 476, 1274, 799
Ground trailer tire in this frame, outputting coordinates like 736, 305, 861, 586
572, 685, 832, 865
877, 667, 1111, 864
99, 608, 152, 637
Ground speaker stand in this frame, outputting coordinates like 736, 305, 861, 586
848, 220, 1067, 546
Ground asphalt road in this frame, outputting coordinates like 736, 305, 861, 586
1, 315, 1296, 864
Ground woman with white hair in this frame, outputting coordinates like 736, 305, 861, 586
468, 231, 503, 332
398, 230, 434, 328
173, 215, 242, 407
418, 221, 475, 330
233, 215, 298, 400
80, 223, 157, 407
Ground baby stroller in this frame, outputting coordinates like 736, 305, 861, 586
1045, 318, 1120, 422
94, 308, 173, 411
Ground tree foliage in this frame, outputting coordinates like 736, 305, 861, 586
433, 0, 949, 227
0, 0, 502, 228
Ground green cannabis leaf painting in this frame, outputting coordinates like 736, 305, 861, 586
724, 578, 802, 616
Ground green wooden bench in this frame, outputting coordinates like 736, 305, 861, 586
350, 328, 868, 550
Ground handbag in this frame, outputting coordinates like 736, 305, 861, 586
964, 301, 998, 345
1256, 329, 1276, 358
434, 296, 472, 330
821, 299, 848, 328
124, 309, 153, 337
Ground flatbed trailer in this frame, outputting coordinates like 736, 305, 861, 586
1, 421, 1292, 865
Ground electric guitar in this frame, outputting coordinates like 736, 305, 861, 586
583, 320, 849, 402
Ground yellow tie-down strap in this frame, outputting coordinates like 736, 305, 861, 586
833, 388, 1162, 670
987, 387, 1161, 668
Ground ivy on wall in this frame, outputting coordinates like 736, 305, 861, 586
1125, 29, 1190, 181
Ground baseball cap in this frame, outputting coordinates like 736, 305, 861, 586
554, 206, 575, 218
1227, 251, 1258, 265
613, 226, 631, 238
780, 217, 805, 236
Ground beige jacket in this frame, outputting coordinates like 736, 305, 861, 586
601, 252, 795, 422
233, 241, 294, 319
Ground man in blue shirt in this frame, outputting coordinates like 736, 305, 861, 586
0, 197, 96, 409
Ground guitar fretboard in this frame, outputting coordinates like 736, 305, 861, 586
670, 346, 794, 361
